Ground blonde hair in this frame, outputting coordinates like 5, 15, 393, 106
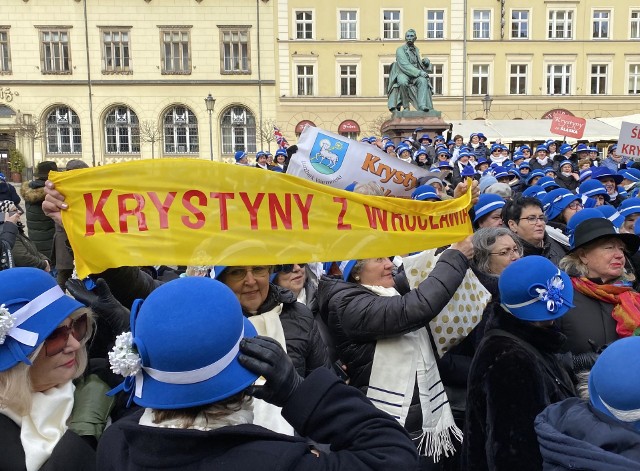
0, 307, 93, 416
152, 392, 249, 428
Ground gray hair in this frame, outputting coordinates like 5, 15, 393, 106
354, 181, 384, 196
558, 252, 588, 277
473, 227, 522, 274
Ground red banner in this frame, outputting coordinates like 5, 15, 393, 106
550, 113, 586, 139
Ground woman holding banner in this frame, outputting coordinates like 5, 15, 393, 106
317, 236, 473, 470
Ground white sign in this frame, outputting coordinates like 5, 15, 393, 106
286, 126, 433, 197
617, 121, 640, 159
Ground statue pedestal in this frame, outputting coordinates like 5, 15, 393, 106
380, 110, 450, 143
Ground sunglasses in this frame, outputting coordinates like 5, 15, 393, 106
44, 314, 88, 357
273, 263, 307, 274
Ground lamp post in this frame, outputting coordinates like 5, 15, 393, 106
482, 94, 493, 120
204, 93, 216, 161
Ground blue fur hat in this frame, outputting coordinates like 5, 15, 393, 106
499, 256, 574, 321
473, 194, 505, 222
412, 184, 441, 201
596, 205, 624, 229
542, 188, 580, 220
108, 277, 259, 409
234, 150, 247, 162
589, 337, 640, 433
618, 197, 640, 218
0, 268, 85, 371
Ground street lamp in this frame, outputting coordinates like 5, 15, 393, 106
204, 93, 216, 161
482, 94, 493, 120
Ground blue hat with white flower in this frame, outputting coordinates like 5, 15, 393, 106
473, 194, 505, 223
412, 184, 441, 201
0, 268, 85, 371
589, 337, 640, 433
499, 256, 574, 321
108, 277, 259, 409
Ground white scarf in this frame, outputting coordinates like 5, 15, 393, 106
1, 382, 75, 471
296, 287, 307, 305
139, 400, 254, 431
364, 285, 462, 461
248, 304, 295, 436
536, 156, 549, 166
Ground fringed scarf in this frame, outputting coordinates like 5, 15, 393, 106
572, 277, 640, 337
364, 285, 462, 462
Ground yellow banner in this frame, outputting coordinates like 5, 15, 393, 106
50, 160, 472, 278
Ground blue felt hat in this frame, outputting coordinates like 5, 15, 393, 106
434, 135, 445, 141
438, 161, 453, 170
396, 144, 410, 155
343, 182, 357, 192
413, 149, 427, 159
384, 141, 396, 150
592, 167, 624, 185
436, 148, 451, 158
596, 205, 624, 229
635, 218, 640, 236
618, 186, 629, 199
566, 208, 605, 247
367, 137, 377, 144
618, 197, 640, 218
619, 168, 640, 183
520, 145, 531, 152
492, 166, 509, 179
575, 143, 590, 153
518, 161, 531, 170
473, 194, 505, 222
212, 266, 228, 278
512, 152, 524, 162
412, 184, 441, 201
109, 277, 259, 409
577, 179, 609, 201
522, 185, 547, 200
477, 133, 486, 139
461, 165, 477, 178
255, 151, 266, 159
543, 167, 557, 176
234, 150, 247, 162
578, 168, 593, 182
339, 260, 357, 281
589, 337, 640, 432
525, 170, 545, 185
458, 149, 472, 159
537, 176, 560, 191
542, 188, 580, 220
559, 143, 573, 155
0, 173, 5, 181
275, 148, 287, 157
499, 256, 574, 321
558, 160, 574, 170
535, 144, 549, 153
475, 157, 489, 169
419, 134, 431, 142
0, 268, 85, 371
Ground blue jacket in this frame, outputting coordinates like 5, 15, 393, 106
536, 397, 640, 471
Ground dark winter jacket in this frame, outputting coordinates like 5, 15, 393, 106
536, 398, 640, 471
12, 222, 50, 270
556, 288, 619, 354
97, 268, 329, 378
528, 157, 554, 171
554, 173, 579, 192
462, 306, 575, 471
0, 218, 18, 249
96, 368, 418, 471
0, 413, 96, 471
20, 180, 55, 259
0, 180, 21, 207
517, 233, 567, 266
51, 223, 74, 270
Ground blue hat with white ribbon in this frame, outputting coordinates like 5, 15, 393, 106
522, 185, 547, 200
492, 166, 509, 179
558, 160, 574, 170
0, 268, 85, 371
473, 194, 505, 223
618, 197, 640, 218
411, 184, 441, 201
575, 143, 590, 153
525, 169, 545, 185
619, 168, 640, 183
559, 143, 573, 155
566, 208, 605, 247
579, 168, 593, 182
542, 188, 580, 220
537, 176, 560, 191
596, 205, 624, 229
499, 256, 574, 321
107, 277, 259, 409
234, 150, 247, 162
461, 165, 477, 178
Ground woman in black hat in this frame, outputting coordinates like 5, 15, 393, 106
558, 217, 640, 358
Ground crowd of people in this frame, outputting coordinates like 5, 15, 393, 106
1, 129, 640, 471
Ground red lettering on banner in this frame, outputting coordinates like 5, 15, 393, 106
268, 193, 293, 230
404, 215, 417, 231
181, 190, 207, 229
429, 216, 440, 229
293, 194, 313, 230
239, 192, 265, 230
332, 197, 352, 230
364, 205, 389, 230
439, 214, 450, 228
391, 212, 404, 231
117, 193, 148, 233
417, 215, 429, 230
210, 192, 234, 230
147, 192, 176, 229
84, 190, 115, 236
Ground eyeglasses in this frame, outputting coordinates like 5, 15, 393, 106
490, 247, 522, 258
45, 314, 88, 357
519, 215, 548, 225
273, 263, 306, 274
567, 201, 583, 210
223, 266, 270, 282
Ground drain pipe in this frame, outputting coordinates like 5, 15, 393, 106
83, 0, 97, 166
256, 0, 264, 148
462, 0, 468, 120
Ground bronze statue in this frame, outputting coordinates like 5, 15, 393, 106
387, 29, 434, 112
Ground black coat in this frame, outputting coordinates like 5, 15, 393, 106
20, 180, 55, 260
96, 368, 418, 471
0, 414, 96, 471
518, 233, 567, 266
462, 307, 575, 471
554, 173, 579, 192
0, 180, 21, 207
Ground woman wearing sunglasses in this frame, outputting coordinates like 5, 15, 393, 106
0, 267, 95, 471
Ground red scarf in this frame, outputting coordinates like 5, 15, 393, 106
571, 277, 640, 337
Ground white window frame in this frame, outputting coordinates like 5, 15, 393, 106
379, 58, 394, 96
0, 28, 11, 74
628, 62, 640, 94
545, 64, 573, 95
292, 56, 317, 97
381, 9, 402, 40
335, 56, 361, 97
220, 27, 251, 74
589, 63, 609, 94
471, 63, 490, 95
40, 29, 72, 74
508, 63, 529, 95
220, 106, 257, 155
547, 9, 574, 40
592, 9, 611, 40
630, 9, 640, 39
293, 9, 314, 40
163, 106, 199, 154
430, 63, 445, 95
160, 28, 191, 75
472, 9, 492, 40
510, 9, 530, 40
104, 106, 140, 154
425, 9, 446, 40
338, 9, 358, 40
45, 106, 82, 154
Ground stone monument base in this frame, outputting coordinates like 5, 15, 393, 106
380, 110, 450, 143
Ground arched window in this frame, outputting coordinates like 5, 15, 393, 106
46, 106, 82, 154
220, 106, 256, 155
163, 106, 198, 154
338, 119, 360, 140
105, 106, 140, 154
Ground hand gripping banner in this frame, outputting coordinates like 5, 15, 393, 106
50, 159, 472, 278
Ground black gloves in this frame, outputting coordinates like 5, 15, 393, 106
238, 336, 303, 407
66, 278, 130, 335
